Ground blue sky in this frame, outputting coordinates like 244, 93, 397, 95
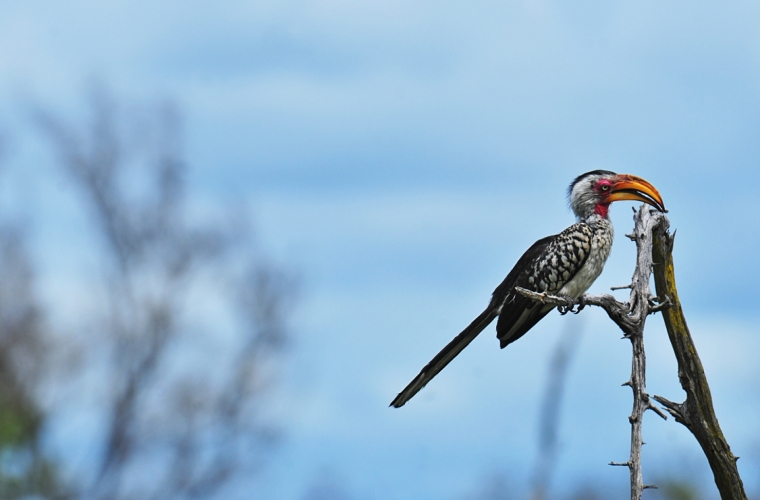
2, 1, 760, 498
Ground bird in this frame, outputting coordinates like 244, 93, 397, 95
390, 170, 665, 408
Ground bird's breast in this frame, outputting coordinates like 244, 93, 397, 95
558, 222, 613, 298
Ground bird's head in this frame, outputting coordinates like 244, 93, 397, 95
568, 170, 666, 220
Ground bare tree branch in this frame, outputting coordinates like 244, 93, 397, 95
518, 207, 668, 500
651, 221, 747, 500
519, 206, 748, 500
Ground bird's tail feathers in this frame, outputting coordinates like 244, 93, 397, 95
390, 306, 499, 408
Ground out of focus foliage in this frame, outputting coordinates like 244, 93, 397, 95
0, 88, 295, 499
0, 228, 71, 499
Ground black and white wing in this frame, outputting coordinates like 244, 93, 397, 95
494, 222, 593, 347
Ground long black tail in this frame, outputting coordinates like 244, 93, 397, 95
390, 306, 499, 408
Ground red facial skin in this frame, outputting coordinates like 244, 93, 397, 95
594, 179, 613, 217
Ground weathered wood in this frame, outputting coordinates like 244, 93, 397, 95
519, 208, 747, 499
651, 220, 747, 500
517, 205, 667, 500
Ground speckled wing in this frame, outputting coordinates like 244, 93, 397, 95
495, 222, 593, 348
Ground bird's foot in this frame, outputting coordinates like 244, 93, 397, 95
573, 296, 586, 314
557, 295, 585, 315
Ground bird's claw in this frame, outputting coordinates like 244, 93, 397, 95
573, 296, 587, 314
557, 296, 585, 315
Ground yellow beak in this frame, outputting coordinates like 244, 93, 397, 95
606, 174, 666, 212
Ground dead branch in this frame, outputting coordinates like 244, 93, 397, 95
519, 206, 748, 500
518, 206, 668, 500
651, 221, 747, 499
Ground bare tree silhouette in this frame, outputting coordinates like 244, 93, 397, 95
529, 319, 584, 500
33, 87, 295, 500
0, 224, 72, 500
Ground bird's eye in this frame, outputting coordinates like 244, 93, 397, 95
599, 183, 611, 192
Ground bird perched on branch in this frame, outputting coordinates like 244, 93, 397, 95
390, 170, 665, 408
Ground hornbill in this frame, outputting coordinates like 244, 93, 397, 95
390, 170, 665, 408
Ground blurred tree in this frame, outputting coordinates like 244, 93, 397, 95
32, 87, 295, 500
657, 481, 700, 500
0, 226, 71, 500
529, 320, 583, 500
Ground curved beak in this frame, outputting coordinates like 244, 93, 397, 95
607, 174, 666, 213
